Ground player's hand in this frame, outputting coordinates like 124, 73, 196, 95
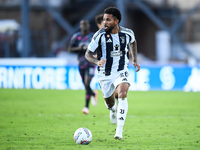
133, 62, 140, 72
97, 59, 106, 67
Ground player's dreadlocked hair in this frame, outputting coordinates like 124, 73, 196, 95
103, 7, 121, 23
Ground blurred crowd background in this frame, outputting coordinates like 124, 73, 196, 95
0, 0, 200, 65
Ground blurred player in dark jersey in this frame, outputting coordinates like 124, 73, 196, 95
68, 20, 98, 114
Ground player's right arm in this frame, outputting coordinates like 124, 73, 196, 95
85, 29, 106, 67
85, 49, 106, 67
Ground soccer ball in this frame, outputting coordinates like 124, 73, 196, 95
74, 127, 92, 145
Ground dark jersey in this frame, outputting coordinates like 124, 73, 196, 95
69, 32, 95, 69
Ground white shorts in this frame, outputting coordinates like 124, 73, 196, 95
98, 70, 130, 98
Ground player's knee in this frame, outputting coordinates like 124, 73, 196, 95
118, 91, 127, 98
84, 82, 91, 88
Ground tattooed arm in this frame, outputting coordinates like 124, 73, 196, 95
130, 40, 140, 72
85, 49, 106, 67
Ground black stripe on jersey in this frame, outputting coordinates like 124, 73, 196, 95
97, 34, 103, 71
117, 32, 126, 71
105, 33, 113, 76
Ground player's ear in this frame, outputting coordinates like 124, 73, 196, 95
115, 19, 119, 24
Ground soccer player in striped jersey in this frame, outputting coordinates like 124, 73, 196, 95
86, 7, 140, 140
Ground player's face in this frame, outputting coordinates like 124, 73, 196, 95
103, 14, 118, 33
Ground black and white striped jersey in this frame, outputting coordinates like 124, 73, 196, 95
88, 26, 135, 76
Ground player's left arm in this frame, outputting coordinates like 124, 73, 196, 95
130, 40, 140, 72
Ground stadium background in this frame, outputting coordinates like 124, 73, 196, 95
0, 0, 200, 92
1, 1, 200, 149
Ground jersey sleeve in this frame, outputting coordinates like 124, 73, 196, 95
129, 29, 135, 44
88, 29, 103, 52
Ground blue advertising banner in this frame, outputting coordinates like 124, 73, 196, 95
0, 59, 199, 91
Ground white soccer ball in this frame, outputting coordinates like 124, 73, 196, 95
74, 127, 92, 145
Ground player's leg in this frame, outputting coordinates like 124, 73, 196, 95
99, 79, 117, 124
104, 92, 117, 124
114, 90, 118, 105
115, 91, 118, 99
79, 67, 90, 114
85, 75, 98, 106
82, 66, 97, 114
82, 77, 92, 114
104, 93, 115, 108
114, 82, 129, 140
84, 67, 98, 106
84, 75, 95, 101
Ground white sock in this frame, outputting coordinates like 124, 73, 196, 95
104, 101, 116, 112
117, 98, 128, 127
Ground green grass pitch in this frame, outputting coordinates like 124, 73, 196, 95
0, 89, 200, 150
